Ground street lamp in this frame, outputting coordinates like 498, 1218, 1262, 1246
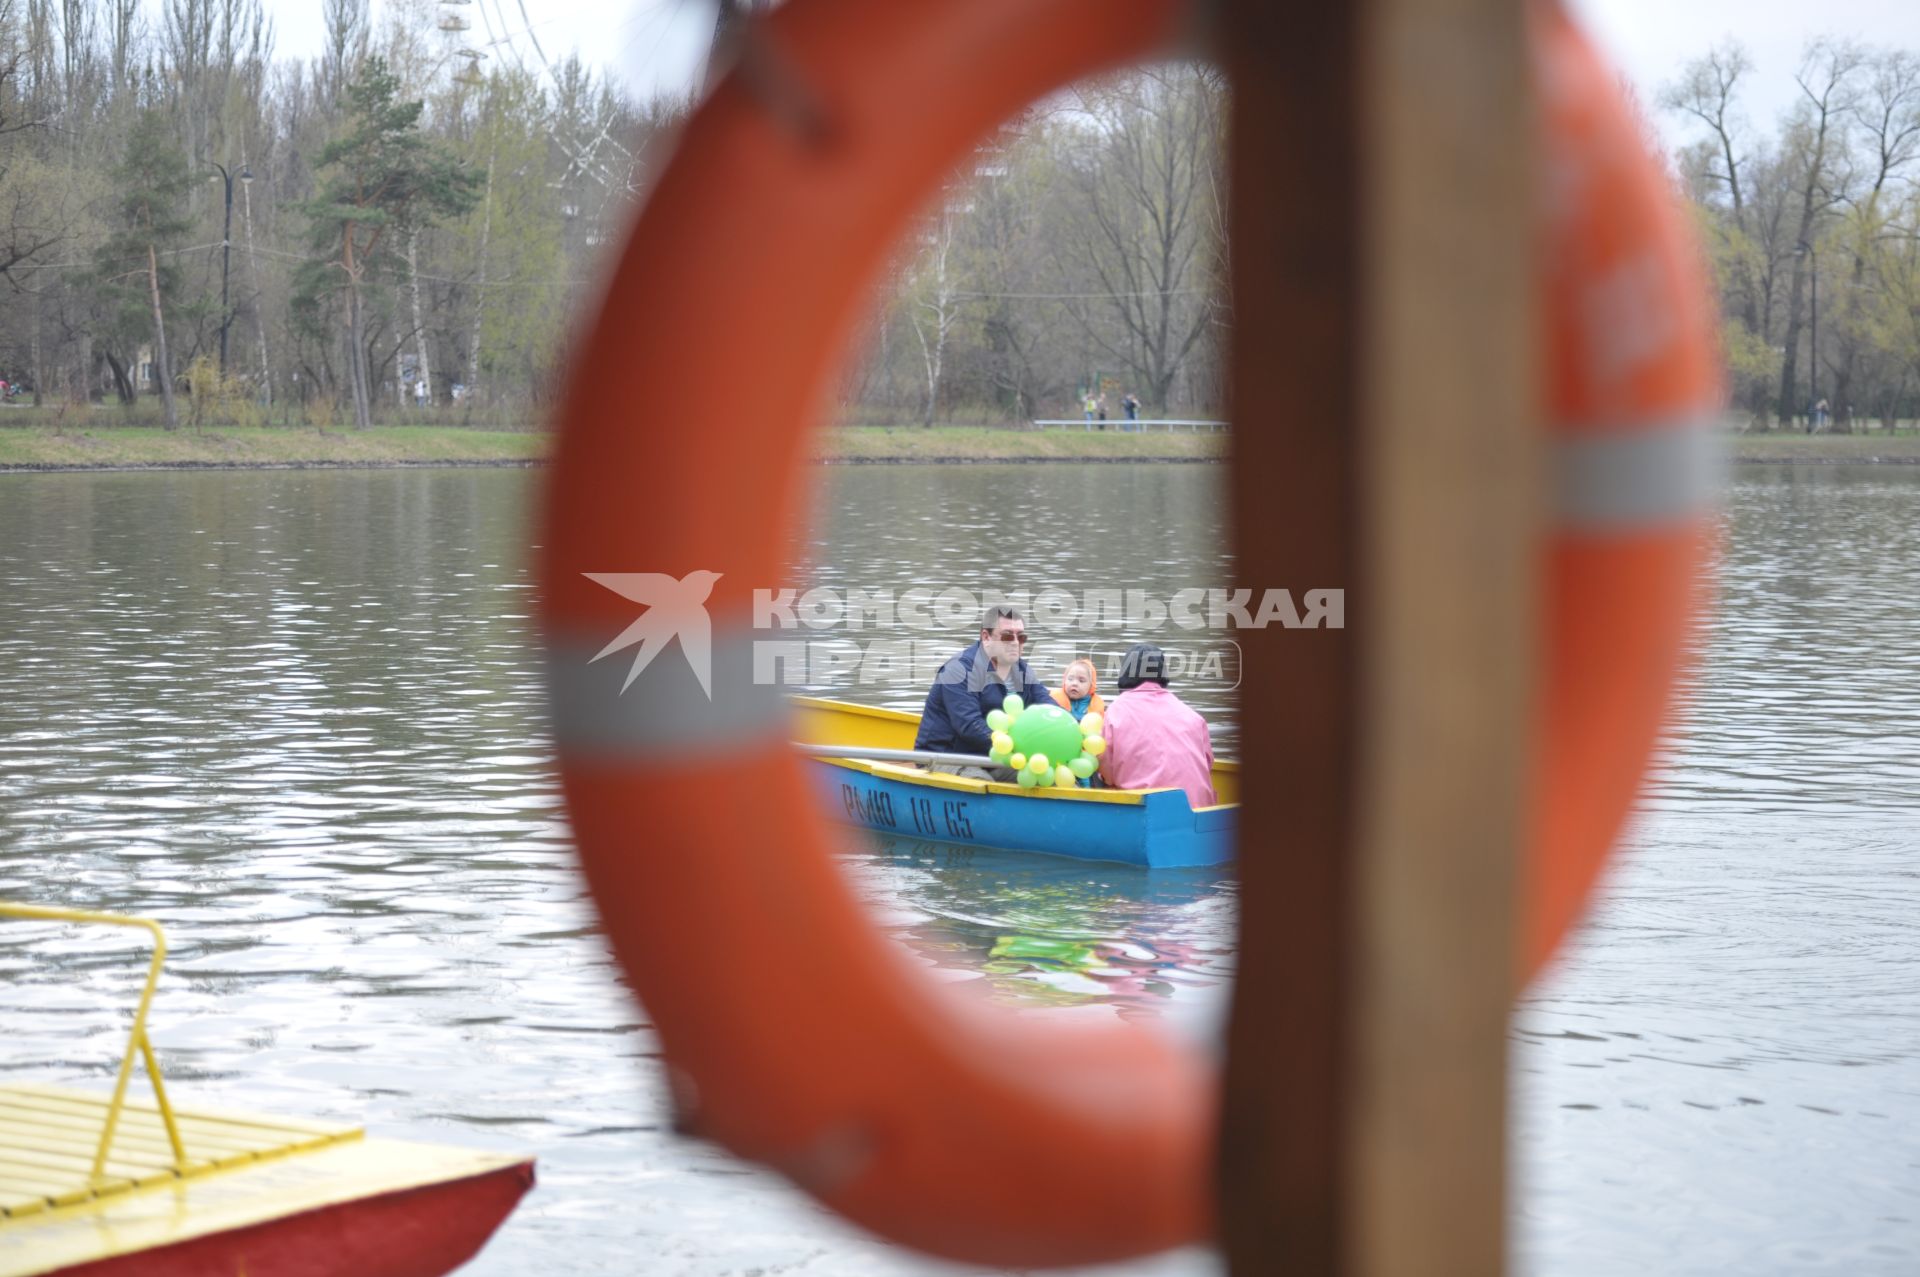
1796, 239, 1819, 432
210, 162, 253, 375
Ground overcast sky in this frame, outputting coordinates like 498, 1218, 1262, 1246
1569, 0, 1920, 143
266, 0, 1920, 144
265, 0, 714, 101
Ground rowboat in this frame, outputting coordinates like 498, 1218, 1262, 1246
0, 902, 532, 1277
793, 696, 1239, 868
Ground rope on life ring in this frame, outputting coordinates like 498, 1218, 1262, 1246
537, 0, 1719, 1265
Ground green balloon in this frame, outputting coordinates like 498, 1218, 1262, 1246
1007, 703, 1086, 771
1003, 694, 1024, 716
986, 709, 1010, 732
1016, 768, 1039, 789
1069, 756, 1095, 779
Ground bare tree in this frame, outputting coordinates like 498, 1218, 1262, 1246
1776, 39, 1865, 425
1057, 65, 1224, 410
1661, 44, 1765, 339
1829, 50, 1920, 425
964, 127, 1053, 419
0, 0, 41, 140
907, 203, 961, 426
320, 0, 365, 109
106, 0, 136, 90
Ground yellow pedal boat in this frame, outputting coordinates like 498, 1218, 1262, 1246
0, 902, 532, 1277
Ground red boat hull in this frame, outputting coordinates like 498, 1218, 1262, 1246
52, 1160, 535, 1277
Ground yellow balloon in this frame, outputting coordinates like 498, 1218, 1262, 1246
1028, 753, 1050, 775
1081, 713, 1104, 736
991, 731, 1014, 756
1053, 765, 1076, 788
1082, 735, 1106, 757
1008, 753, 1026, 771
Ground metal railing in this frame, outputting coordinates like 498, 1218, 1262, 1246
0, 901, 189, 1177
1031, 418, 1230, 432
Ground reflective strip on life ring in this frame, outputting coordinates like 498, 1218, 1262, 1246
539, 0, 1720, 1264
1532, 0, 1721, 977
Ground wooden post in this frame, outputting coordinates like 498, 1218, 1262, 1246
1218, 0, 1536, 1272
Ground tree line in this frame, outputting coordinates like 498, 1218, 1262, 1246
0, 0, 1227, 428
0, 0, 674, 428
4, 3, 1909, 432
0, 0, 1224, 427
1665, 39, 1920, 430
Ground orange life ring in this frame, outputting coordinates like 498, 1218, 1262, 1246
538, 0, 1718, 1265
1530, 1, 1720, 976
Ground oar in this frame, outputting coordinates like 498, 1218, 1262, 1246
790, 742, 998, 769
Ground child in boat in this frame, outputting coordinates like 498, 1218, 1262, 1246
1050, 658, 1106, 787
1049, 658, 1106, 722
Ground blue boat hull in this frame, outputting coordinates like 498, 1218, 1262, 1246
810, 760, 1236, 868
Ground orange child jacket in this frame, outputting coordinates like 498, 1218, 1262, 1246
1050, 688, 1107, 720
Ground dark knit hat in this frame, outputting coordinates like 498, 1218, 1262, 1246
1115, 643, 1170, 690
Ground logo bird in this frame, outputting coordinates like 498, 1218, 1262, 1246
583, 571, 724, 698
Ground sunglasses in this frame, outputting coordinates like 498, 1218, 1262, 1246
993, 631, 1030, 644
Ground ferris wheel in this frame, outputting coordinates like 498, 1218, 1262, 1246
436, 0, 486, 86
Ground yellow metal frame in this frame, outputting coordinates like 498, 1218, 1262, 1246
0, 903, 188, 1179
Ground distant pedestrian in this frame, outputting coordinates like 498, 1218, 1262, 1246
1122, 393, 1139, 425
1082, 392, 1097, 426
415, 379, 429, 409
1096, 394, 1109, 424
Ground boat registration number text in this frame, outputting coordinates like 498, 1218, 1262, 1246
841, 783, 974, 839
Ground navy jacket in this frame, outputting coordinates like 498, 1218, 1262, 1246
914, 641, 1051, 756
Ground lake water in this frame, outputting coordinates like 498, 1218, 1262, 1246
0, 463, 1914, 1275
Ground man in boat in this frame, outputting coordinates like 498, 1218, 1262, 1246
915, 603, 1051, 780
1099, 642, 1217, 808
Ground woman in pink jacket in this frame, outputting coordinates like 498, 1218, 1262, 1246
1098, 643, 1217, 808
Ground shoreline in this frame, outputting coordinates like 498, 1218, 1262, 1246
4, 423, 1920, 472
1730, 454, 1920, 465
14, 455, 1920, 474
0, 455, 1226, 474
0, 458, 545, 474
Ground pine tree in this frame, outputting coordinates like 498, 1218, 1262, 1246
95, 111, 194, 429
297, 57, 480, 428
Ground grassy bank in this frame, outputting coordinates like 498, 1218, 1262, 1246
0, 419, 1228, 469
0, 424, 547, 469
5, 417, 1918, 471
1727, 431, 1920, 463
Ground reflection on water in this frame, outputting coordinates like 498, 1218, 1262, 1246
846, 838, 1233, 1042
0, 463, 1915, 1275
